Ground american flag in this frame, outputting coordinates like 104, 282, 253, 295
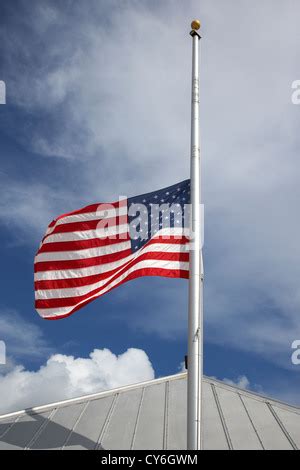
34, 180, 191, 319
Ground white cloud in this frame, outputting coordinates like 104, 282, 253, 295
221, 375, 300, 407
0, 176, 59, 243
0, 174, 86, 245
222, 375, 250, 390
0, 310, 51, 360
1, 0, 300, 371
0, 347, 154, 414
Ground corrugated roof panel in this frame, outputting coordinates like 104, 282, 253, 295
202, 382, 229, 450
167, 376, 186, 450
270, 406, 299, 449
0, 415, 18, 442
240, 396, 293, 450
101, 388, 142, 450
214, 386, 263, 450
132, 382, 166, 450
0, 411, 51, 450
30, 403, 85, 450
0, 374, 299, 450
63, 396, 114, 450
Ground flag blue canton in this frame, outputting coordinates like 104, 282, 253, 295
128, 179, 191, 252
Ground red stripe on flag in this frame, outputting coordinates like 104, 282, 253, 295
39, 267, 189, 319
35, 251, 189, 290
34, 248, 132, 273
42, 200, 126, 242
37, 234, 130, 254
43, 215, 127, 237
35, 252, 189, 309
47, 200, 125, 224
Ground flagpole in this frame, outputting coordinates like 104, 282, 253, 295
187, 19, 202, 450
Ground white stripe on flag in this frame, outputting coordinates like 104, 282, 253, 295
35, 244, 189, 298
36, 259, 189, 317
34, 242, 189, 281
54, 205, 128, 227
35, 241, 131, 263
43, 225, 129, 244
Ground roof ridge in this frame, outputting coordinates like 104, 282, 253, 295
0, 372, 299, 421
204, 376, 300, 413
0, 372, 187, 420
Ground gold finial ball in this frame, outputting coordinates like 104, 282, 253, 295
191, 19, 201, 30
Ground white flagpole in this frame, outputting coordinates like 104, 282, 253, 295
187, 19, 203, 450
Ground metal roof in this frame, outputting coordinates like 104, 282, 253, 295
0, 372, 299, 450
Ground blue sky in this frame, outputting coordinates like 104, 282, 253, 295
0, 0, 300, 413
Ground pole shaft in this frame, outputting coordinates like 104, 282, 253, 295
187, 31, 202, 450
